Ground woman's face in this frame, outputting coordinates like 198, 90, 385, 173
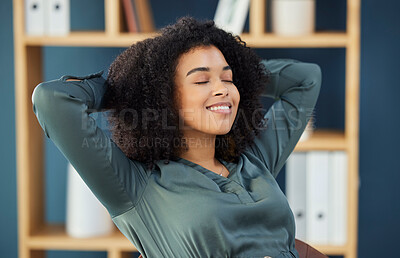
174, 45, 240, 136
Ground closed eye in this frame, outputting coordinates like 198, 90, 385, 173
194, 81, 209, 84
222, 80, 234, 83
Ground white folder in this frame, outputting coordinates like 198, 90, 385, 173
46, 0, 70, 36
214, 0, 250, 35
328, 151, 348, 245
286, 152, 307, 241
25, 0, 45, 35
306, 151, 330, 244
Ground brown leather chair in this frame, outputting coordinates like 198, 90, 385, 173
137, 239, 328, 258
295, 239, 328, 258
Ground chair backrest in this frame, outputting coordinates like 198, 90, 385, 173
295, 239, 329, 258
137, 239, 328, 258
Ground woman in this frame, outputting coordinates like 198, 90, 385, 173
32, 17, 321, 258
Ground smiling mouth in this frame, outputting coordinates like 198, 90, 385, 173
206, 105, 232, 113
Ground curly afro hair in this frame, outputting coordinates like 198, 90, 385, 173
103, 16, 270, 170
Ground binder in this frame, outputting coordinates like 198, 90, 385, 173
46, 0, 70, 36
25, 0, 45, 35
306, 151, 329, 244
328, 151, 348, 245
286, 152, 307, 241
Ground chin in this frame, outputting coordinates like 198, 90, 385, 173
210, 125, 233, 135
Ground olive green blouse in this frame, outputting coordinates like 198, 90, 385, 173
31, 58, 321, 258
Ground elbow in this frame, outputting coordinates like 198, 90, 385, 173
303, 63, 322, 89
303, 64, 322, 109
32, 82, 47, 113
31, 82, 55, 138
32, 81, 64, 117
32, 82, 45, 105
32, 82, 53, 115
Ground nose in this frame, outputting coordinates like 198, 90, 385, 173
213, 80, 229, 96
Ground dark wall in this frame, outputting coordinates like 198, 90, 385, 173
1, 0, 399, 257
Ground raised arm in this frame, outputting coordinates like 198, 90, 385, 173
246, 59, 322, 178
31, 71, 149, 217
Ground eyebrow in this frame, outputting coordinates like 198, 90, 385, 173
186, 65, 231, 77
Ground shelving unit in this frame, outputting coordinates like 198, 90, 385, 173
14, 0, 360, 257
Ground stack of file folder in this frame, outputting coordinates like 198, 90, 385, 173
286, 151, 348, 246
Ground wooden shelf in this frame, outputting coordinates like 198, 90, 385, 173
23, 32, 158, 47
294, 129, 346, 151
240, 31, 348, 48
29, 224, 137, 251
23, 31, 347, 48
14, 0, 360, 257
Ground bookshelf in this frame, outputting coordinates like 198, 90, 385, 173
13, 0, 360, 257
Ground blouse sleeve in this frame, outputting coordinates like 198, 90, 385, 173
31, 71, 149, 218
247, 59, 322, 178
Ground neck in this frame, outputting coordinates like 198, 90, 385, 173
179, 129, 219, 167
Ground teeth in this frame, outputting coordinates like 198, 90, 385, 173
208, 106, 230, 111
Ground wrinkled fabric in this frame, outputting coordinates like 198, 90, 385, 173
31, 59, 321, 258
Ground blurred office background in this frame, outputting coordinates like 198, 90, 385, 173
1, 0, 399, 257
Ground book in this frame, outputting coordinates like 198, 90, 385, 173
122, 0, 138, 33
133, 0, 155, 32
